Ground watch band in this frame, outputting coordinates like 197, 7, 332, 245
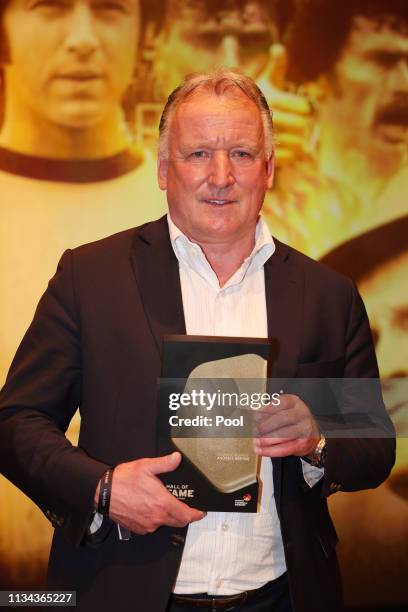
303, 434, 327, 468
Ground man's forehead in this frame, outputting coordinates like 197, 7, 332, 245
6, 0, 139, 8
170, 89, 263, 143
163, 0, 275, 33
175, 88, 260, 119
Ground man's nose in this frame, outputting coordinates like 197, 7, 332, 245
207, 151, 235, 189
216, 35, 240, 69
64, 4, 99, 57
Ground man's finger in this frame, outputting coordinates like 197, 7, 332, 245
160, 508, 205, 529
255, 413, 295, 437
267, 89, 311, 115
254, 440, 298, 458
266, 43, 287, 89
254, 394, 295, 418
148, 452, 182, 475
254, 401, 284, 417
255, 436, 292, 447
165, 494, 206, 525
274, 149, 296, 166
273, 110, 308, 133
275, 133, 305, 153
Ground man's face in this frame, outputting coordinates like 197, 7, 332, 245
158, 88, 274, 246
155, 1, 275, 96
360, 251, 408, 379
328, 249, 408, 604
323, 15, 408, 162
2, 0, 139, 128
359, 251, 408, 487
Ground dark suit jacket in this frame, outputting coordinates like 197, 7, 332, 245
0, 216, 395, 612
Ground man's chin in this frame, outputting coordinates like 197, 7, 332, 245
49, 102, 109, 130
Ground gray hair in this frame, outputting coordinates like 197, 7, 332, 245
158, 69, 274, 159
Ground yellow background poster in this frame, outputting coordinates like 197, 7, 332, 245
0, 1, 407, 607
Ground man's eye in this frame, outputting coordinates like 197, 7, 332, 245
93, 1, 128, 14
189, 151, 209, 160
231, 150, 253, 162
31, 0, 68, 10
371, 52, 401, 69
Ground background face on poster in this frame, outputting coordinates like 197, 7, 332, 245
0, 0, 141, 158
0, 0, 407, 607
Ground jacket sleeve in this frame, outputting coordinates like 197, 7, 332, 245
0, 250, 109, 545
321, 279, 396, 497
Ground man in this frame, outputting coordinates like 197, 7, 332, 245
0, 0, 166, 382
136, 0, 311, 167
1, 0, 136, 158
0, 0, 166, 587
0, 71, 394, 611
321, 218, 408, 607
275, 0, 408, 255
137, 0, 322, 255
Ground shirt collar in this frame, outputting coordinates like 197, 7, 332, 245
167, 213, 275, 289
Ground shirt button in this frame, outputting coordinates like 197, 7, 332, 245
222, 522, 229, 532
216, 578, 222, 588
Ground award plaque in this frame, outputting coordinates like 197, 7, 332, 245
157, 335, 275, 512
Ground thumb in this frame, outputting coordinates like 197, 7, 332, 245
149, 452, 182, 475
265, 43, 287, 89
278, 394, 296, 410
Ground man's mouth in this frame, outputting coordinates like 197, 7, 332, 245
375, 100, 408, 142
56, 72, 103, 81
377, 104, 408, 126
203, 199, 236, 206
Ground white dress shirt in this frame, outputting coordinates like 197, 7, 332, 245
168, 214, 323, 595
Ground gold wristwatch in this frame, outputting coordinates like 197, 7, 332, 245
303, 434, 327, 468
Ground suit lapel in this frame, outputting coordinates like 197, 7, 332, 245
130, 216, 186, 357
264, 239, 303, 378
265, 239, 304, 511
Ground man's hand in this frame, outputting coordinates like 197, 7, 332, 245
256, 44, 313, 167
94, 452, 205, 535
254, 394, 320, 458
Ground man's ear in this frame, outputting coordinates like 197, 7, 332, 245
157, 156, 168, 191
266, 152, 275, 189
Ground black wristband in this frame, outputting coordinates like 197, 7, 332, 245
97, 468, 114, 516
